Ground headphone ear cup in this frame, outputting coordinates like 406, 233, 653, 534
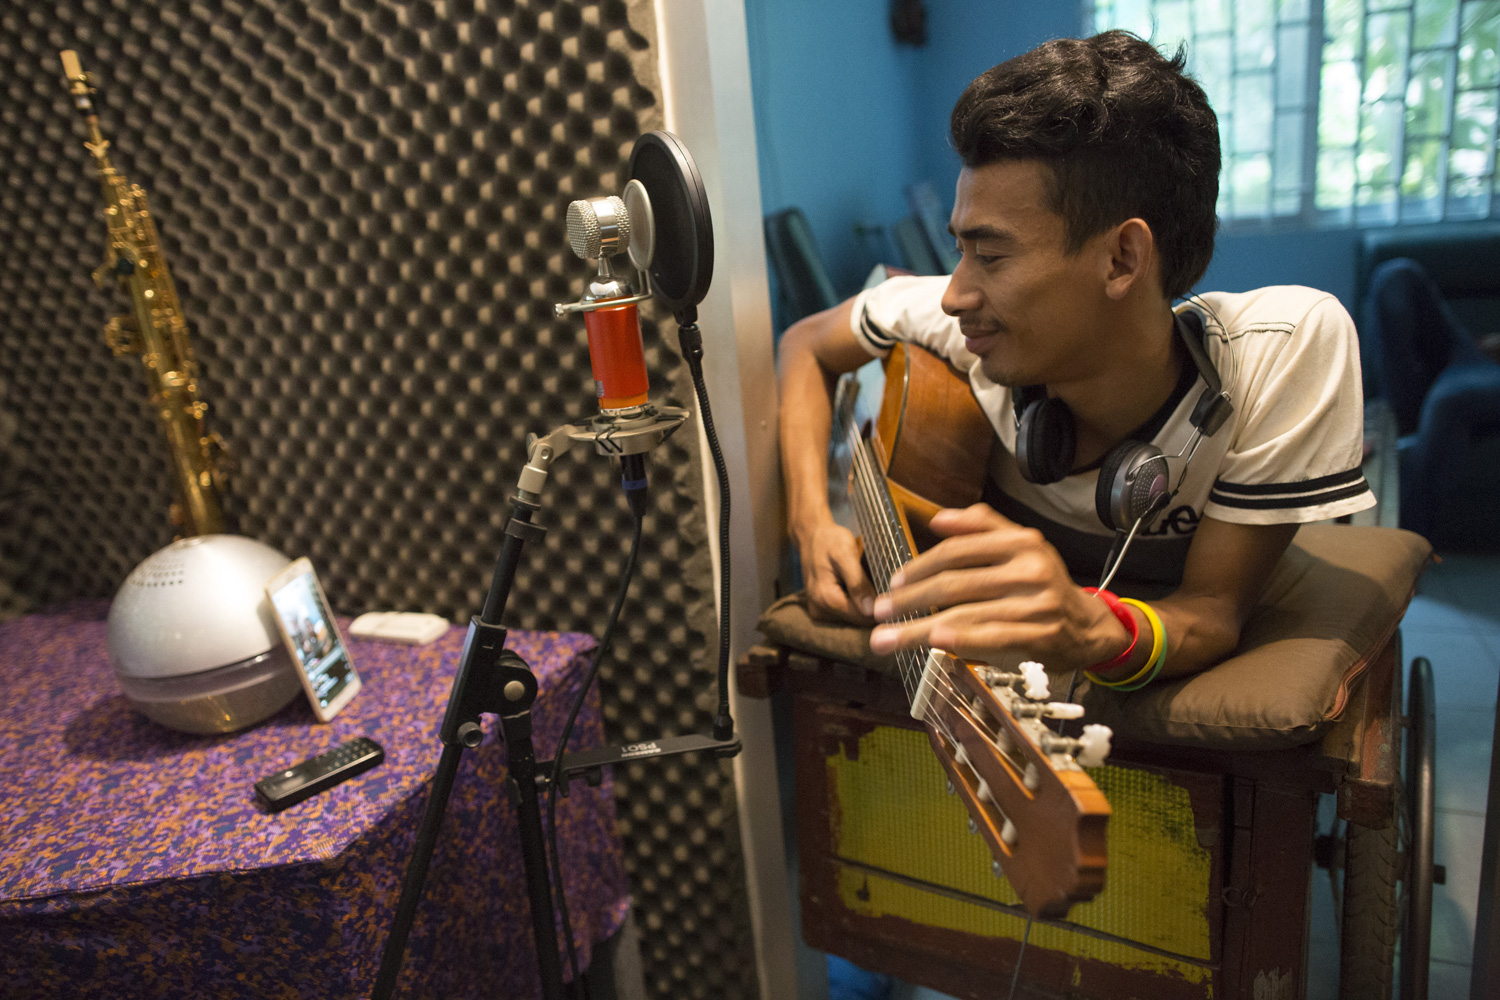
1096, 442, 1170, 531
1015, 396, 1076, 484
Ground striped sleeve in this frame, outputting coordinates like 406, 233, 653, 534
1209, 467, 1371, 512
852, 296, 897, 354
847, 275, 960, 360
1204, 291, 1377, 525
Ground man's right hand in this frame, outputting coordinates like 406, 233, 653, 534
794, 519, 877, 624
777, 297, 883, 624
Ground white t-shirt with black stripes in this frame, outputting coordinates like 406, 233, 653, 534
849, 276, 1375, 586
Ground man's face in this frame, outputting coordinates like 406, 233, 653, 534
942, 160, 1111, 387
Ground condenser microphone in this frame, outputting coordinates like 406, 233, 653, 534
559, 183, 662, 516
560, 183, 656, 413
566, 185, 655, 270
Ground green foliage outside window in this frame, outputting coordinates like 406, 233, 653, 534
1091, 0, 1500, 225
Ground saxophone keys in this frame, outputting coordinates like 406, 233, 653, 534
103, 316, 141, 356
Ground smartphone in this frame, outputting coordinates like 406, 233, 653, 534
265, 557, 362, 722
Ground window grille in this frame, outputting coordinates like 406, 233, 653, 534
1089, 0, 1500, 227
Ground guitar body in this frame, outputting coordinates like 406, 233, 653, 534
853, 343, 1111, 919
871, 342, 993, 526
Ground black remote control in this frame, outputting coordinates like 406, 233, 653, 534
255, 737, 385, 813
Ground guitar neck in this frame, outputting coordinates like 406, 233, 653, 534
830, 355, 1112, 921
835, 378, 913, 597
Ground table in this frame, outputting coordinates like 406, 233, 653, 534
0, 602, 629, 998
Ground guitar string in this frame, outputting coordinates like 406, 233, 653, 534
846, 466, 977, 754
844, 412, 1083, 789
830, 395, 937, 715
845, 424, 976, 710
837, 382, 1076, 785
844, 424, 1021, 755
842, 419, 1020, 745
849, 412, 1070, 989
841, 419, 984, 751
846, 441, 1057, 817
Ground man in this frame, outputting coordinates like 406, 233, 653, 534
778, 32, 1374, 686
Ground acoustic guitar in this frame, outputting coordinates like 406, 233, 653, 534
832, 342, 1112, 920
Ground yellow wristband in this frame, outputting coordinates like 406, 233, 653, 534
1113, 598, 1167, 690
1087, 599, 1165, 689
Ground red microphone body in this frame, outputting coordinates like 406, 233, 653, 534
583, 301, 649, 410
560, 193, 657, 412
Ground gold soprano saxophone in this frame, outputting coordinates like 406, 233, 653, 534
60, 50, 226, 537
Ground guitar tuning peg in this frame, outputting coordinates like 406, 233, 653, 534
1075, 724, 1113, 768
1013, 700, 1083, 721
1019, 661, 1049, 700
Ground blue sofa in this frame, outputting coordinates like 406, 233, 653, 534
1357, 223, 1500, 550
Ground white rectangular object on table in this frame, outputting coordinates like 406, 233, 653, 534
348, 611, 450, 646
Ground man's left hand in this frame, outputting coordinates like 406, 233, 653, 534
869, 504, 1130, 670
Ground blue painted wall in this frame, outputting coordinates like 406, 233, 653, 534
745, 1, 924, 298
743, 1, 1435, 325
909, 4, 1083, 211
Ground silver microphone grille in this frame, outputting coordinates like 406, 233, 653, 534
566, 196, 630, 260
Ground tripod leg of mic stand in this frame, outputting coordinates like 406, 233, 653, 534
502, 714, 568, 1000
372, 742, 465, 1000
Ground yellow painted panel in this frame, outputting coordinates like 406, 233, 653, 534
827, 722, 1213, 980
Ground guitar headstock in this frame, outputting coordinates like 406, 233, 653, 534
912, 650, 1111, 919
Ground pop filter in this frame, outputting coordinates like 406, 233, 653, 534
628, 131, 714, 324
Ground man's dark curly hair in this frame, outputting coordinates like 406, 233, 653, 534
950, 31, 1220, 299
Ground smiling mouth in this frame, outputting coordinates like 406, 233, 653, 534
962, 327, 1002, 348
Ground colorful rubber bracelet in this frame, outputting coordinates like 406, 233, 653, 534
1108, 598, 1163, 684
1087, 599, 1164, 689
1111, 643, 1167, 690
1087, 653, 1155, 689
1109, 598, 1169, 691
1081, 586, 1137, 674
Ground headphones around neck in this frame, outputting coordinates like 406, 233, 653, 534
1013, 308, 1235, 532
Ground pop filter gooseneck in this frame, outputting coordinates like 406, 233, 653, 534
627, 131, 732, 742
629, 130, 714, 325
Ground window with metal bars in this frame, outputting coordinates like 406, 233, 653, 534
1089, 0, 1500, 228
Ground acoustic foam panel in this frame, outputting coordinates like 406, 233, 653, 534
0, 2, 757, 996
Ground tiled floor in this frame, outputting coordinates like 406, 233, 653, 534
839, 550, 1500, 1000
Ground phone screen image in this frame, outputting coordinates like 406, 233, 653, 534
269, 570, 356, 711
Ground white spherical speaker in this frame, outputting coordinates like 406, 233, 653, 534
107, 535, 301, 734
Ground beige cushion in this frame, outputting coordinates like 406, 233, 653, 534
756, 524, 1432, 750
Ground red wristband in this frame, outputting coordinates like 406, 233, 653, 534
1084, 586, 1138, 672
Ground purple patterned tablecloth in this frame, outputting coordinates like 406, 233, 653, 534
0, 602, 629, 999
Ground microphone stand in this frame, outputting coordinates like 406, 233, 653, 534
371, 405, 742, 1000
